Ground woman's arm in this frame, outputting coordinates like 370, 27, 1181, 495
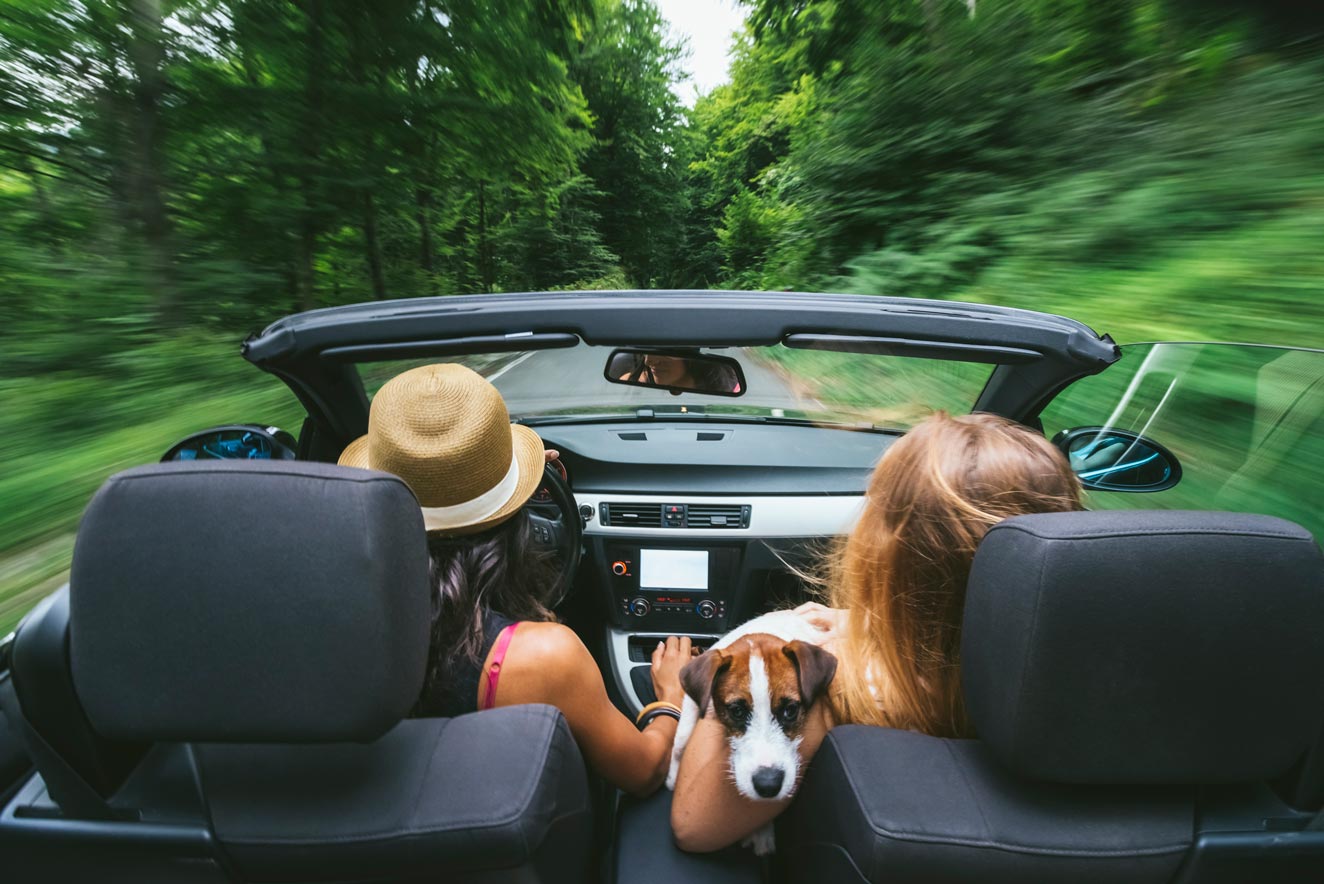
495, 622, 689, 797
671, 702, 832, 852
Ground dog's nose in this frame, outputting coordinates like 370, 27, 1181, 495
752, 766, 785, 798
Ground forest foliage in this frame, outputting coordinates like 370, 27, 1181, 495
3, 0, 1321, 353
2, 0, 1323, 631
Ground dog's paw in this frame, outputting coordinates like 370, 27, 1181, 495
741, 824, 776, 857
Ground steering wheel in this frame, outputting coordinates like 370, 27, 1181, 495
525, 462, 582, 608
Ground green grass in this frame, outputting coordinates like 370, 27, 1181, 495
3, 206, 1322, 637
959, 209, 1324, 348
757, 347, 994, 428
0, 336, 305, 635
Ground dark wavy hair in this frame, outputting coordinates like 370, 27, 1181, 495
413, 510, 559, 713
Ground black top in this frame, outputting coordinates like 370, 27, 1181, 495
413, 610, 518, 718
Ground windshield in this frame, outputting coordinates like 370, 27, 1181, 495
357, 344, 994, 430
1041, 342, 1324, 541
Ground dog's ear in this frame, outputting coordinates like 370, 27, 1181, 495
784, 640, 838, 708
680, 649, 729, 713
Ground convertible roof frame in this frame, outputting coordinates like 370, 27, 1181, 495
242, 290, 1120, 450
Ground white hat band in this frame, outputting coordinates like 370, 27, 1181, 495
418, 454, 521, 531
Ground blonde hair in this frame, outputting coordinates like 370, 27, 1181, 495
826, 412, 1081, 737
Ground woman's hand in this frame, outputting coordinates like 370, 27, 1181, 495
543, 449, 568, 482
651, 635, 693, 708
793, 601, 849, 642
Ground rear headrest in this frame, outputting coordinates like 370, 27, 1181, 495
964, 510, 1324, 785
70, 461, 430, 744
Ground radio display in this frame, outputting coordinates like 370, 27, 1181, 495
639, 548, 709, 591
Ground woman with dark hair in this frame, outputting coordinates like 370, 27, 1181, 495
671, 411, 1083, 848
340, 363, 690, 797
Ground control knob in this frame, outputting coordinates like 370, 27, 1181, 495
696, 600, 717, 620
612, 561, 628, 576
628, 597, 651, 617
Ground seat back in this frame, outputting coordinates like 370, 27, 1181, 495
8, 587, 145, 817
963, 510, 1324, 786
778, 510, 1324, 884
2, 462, 592, 882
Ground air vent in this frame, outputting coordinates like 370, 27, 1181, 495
696, 431, 727, 442
602, 503, 663, 528
685, 504, 750, 529
617, 431, 648, 441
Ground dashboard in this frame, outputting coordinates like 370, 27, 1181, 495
539, 420, 890, 495
535, 420, 892, 713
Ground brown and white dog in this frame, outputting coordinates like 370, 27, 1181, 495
665, 610, 837, 855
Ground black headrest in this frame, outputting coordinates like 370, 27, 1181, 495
963, 510, 1324, 785
70, 462, 430, 744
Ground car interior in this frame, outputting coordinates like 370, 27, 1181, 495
1, 291, 1322, 882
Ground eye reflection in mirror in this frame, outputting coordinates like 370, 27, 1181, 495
1052, 426, 1182, 492
604, 348, 746, 397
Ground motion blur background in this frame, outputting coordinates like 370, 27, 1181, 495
2, 0, 1322, 632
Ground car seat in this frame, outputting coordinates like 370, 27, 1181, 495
777, 510, 1324, 883
0, 461, 594, 882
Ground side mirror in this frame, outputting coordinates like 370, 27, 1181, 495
162, 425, 297, 463
604, 348, 746, 397
1052, 426, 1181, 492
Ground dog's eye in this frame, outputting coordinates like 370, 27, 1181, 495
725, 701, 751, 725
776, 701, 801, 724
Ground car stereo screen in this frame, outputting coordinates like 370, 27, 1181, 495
639, 549, 709, 591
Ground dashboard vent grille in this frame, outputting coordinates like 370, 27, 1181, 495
685, 504, 750, 529
603, 503, 663, 528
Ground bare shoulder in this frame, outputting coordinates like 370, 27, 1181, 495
494, 621, 603, 710
510, 621, 590, 666
503, 622, 594, 688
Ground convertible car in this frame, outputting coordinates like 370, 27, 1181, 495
1, 290, 1322, 882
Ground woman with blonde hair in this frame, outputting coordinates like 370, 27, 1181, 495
671, 411, 1082, 850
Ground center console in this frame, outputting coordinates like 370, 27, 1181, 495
570, 490, 862, 715
603, 542, 741, 632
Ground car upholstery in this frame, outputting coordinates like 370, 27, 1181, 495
777, 510, 1324, 883
1, 462, 594, 883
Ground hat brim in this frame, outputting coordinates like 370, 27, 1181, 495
338, 423, 547, 536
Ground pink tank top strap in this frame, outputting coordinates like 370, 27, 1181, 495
480, 621, 521, 711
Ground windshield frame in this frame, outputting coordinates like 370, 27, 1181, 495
243, 290, 1120, 452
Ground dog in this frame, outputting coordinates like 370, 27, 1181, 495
665, 610, 837, 855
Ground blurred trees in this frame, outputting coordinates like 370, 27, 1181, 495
0, 0, 693, 362
686, 0, 1324, 338
2, 0, 1323, 629
2, 0, 1322, 355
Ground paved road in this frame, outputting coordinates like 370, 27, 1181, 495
485, 345, 820, 416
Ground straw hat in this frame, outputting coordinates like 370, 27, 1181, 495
338, 363, 545, 535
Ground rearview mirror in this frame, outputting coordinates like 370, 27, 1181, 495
604, 348, 746, 397
162, 425, 298, 463
1052, 426, 1181, 492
